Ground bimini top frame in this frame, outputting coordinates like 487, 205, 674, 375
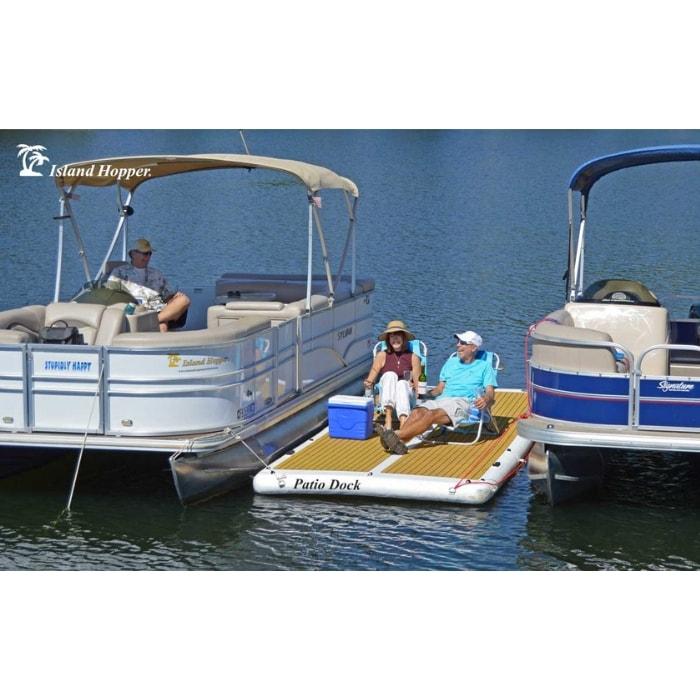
51, 154, 360, 309
566, 144, 700, 302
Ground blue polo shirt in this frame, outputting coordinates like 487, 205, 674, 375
439, 354, 498, 399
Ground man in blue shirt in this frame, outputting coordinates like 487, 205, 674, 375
379, 330, 497, 455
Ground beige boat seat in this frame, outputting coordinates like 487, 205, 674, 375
207, 295, 329, 329
111, 316, 271, 348
565, 302, 670, 375
124, 307, 160, 333
532, 320, 618, 374
96, 304, 130, 345
44, 302, 107, 345
0, 305, 46, 343
0, 329, 33, 344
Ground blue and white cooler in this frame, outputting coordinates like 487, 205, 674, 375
327, 395, 374, 440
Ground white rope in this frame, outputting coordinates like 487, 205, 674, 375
66, 362, 105, 510
235, 434, 269, 469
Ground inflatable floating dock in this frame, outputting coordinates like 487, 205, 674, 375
253, 389, 531, 505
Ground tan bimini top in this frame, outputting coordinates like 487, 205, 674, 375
53, 153, 359, 197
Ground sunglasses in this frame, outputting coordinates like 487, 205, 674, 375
457, 340, 473, 346
136, 250, 152, 256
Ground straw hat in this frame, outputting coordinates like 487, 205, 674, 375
378, 319, 415, 341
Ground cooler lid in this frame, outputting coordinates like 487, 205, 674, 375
328, 394, 373, 407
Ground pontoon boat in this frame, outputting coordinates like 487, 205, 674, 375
0, 154, 373, 504
519, 145, 700, 504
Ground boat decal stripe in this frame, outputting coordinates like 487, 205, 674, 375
531, 384, 628, 402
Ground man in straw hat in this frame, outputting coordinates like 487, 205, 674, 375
364, 320, 422, 431
108, 238, 191, 332
378, 330, 497, 455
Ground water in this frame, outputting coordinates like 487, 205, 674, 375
1, 129, 700, 570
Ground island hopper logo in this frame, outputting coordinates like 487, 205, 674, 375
17, 144, 49, 176
17, 143, 153, 181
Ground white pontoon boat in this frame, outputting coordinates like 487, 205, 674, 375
0, 154, 373, 504
519, 145, 700, 505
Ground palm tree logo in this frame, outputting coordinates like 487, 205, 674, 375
17, 144, 50, 177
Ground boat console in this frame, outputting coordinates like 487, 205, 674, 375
578, 278, 661, 306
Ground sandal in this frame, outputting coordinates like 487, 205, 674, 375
380, 429, 408, 455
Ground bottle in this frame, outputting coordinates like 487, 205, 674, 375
418, 364, 427, 397
364, 385, 373, 399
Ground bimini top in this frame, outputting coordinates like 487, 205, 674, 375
569, 144, 700, 197
53, 153, 359, 197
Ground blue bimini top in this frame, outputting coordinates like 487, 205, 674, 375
569, 144, 700, 197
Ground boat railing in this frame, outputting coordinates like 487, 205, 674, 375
529, 330, 700, 430
528, 329, 636, 426
634, 343, 700, 431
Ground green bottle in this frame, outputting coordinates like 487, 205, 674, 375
418, 364, 427, 396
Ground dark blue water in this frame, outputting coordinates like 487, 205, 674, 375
1, 129, 700, 570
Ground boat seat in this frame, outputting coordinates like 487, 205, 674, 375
44, 302, 106, 345
206, 295, 329, 329
565, 302, 670, 375
0, 329, 32, 344
111, 316, 271, 348
95, 304, 129, 345
531, 321, 618, 374
125, 307, 160, 333
0, 305, 46, 343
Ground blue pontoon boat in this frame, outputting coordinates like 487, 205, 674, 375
519, 145, 700, 504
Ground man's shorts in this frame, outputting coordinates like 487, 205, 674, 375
419, 397, 472, 427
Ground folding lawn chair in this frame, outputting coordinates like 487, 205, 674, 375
416, 349, 502, 447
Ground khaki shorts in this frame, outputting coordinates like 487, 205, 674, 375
419, 397, 471, 427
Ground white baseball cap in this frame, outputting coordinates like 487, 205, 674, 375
454, 330, 483, 348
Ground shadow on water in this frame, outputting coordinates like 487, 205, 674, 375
520, 451, 700, 570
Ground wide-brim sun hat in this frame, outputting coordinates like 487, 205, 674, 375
454, 330, 483, 348
378, 319, 415, 341
130, 238, 155, 254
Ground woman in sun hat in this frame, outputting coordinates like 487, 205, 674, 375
363, 319, 422, 431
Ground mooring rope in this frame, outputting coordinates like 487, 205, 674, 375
65, 362, 105, 511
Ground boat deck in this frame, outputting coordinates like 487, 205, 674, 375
254, 389, 531, 505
